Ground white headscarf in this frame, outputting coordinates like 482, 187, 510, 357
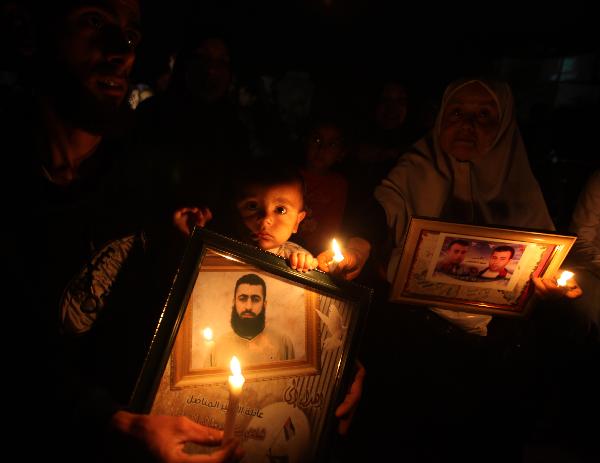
375, 79, 554, 283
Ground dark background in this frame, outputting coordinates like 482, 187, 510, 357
133, 0, 599, 228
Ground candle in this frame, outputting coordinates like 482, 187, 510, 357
327, 238, 345, 271
223, 356, 245, 440
203, 327, 215, 367
557, 270, 575, 287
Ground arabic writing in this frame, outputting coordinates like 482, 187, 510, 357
283, 378, 323, 409
186, 394, 264, 418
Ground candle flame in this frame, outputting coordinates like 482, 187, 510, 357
332, 239, 344, 263
202, 327, 213, 341
230, 356, 241, 375
229, 356, 245, 389
557, 270, 574, 287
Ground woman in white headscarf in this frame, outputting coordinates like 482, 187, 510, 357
375, 78, 577, 334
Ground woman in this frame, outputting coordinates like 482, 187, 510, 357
376, 79, 553, 279
357, 79, 588, 461
374, 78, 577, 334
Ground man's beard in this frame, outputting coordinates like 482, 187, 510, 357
231, 306, 265, 340
45, 63, 131, 136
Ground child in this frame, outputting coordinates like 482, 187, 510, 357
299, 119, 349, 255
224, 163, 318, 272
174, 164, 317, 271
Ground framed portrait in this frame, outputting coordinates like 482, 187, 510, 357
390, 217, 576, 318
130, 228, 371, 463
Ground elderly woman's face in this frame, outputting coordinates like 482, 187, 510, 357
439, 82, 500, 161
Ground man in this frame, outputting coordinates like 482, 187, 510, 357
5, 2, 242, 462
435, 239, 471, 277
477, 245, 515, 280
8, 0, 148, 326
209, 274, 295, 367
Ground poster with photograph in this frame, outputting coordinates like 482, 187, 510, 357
391, 218, 576, 317
130, 229, 371, 462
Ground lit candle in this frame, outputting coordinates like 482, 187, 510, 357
557, 270, 575, 287
223, 356, 245, 440
203, 327, 215, 367
327, 238, 345, 271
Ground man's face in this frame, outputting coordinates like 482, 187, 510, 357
49, 0, 141, 131
488, 251, 512, 272
439, 82, 500, 161
234, 283, 266, 318
446, 243, 468, 264
236, 182, 307, 251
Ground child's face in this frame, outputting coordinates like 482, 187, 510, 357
236, 181, 307, 250
306, 125, 345, 172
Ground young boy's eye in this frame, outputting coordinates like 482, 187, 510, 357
82, 12, 105, 29
244, 201, 258, 211
275, 206, 287, 215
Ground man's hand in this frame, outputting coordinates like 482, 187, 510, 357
173, 207, 213, 237
289, 251, 318, 272
317, 237, 371, 280
335, 361, 366, 436
111, 411, 244, 463
532, 270, 583, 301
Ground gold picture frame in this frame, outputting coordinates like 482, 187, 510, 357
390, 217, 576, 318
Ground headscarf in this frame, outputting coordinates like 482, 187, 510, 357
375, 78, 554, 283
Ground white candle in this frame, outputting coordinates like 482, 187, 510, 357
327, 238, 345, 271
557, 270, 575, 287
223, 356, 245, 440
203, 327, 215, 367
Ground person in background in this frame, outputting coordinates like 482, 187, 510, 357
298, 118, 350, 255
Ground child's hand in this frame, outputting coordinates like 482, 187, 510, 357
289, 252, 318, 273
532, 270, 582, 300
173, 207, 213, 236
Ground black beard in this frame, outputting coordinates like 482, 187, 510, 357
43, 61, 131, 136
231, 305, 265, 340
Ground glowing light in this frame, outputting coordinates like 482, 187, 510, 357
557, 270, 574, 287
228, 356, 245, 390
202, 327, 213, 341
332, 239, 344, 263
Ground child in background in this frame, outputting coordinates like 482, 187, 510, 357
299, 119, 349, 255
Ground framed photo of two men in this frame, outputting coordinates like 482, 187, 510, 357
391, 217, 577, 318
130, 227, 371, 463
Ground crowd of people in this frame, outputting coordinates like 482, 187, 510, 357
2, 1, 598, 462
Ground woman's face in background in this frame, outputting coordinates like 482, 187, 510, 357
439, 82, 500, 161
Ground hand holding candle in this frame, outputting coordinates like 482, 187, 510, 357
223, 356, 245, 440
532, 269, 582, 300
317, 237, 371, 280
